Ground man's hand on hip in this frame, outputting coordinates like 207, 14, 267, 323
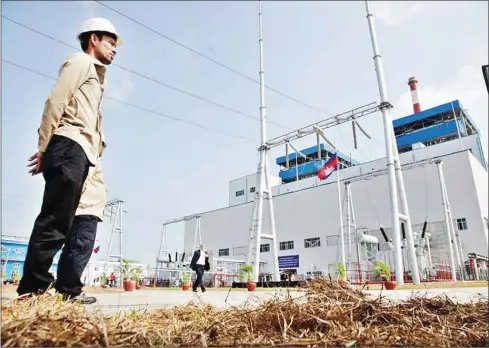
28, 151, 43, 175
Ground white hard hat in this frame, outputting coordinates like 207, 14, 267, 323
77, 18, 122, 46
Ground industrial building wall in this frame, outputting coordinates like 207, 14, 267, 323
273, 135, 484, 198
229, 173, 282, 206
467, 153, 489, 246
184, 150, 488, 274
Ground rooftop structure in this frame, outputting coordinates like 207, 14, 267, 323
393, 100, 485, 169
275, 143, 361, 183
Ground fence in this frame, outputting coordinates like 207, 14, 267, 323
329, 259, 489, 285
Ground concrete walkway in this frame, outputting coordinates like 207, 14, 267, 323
69, 287, 489, 315
2, 287, 487, 316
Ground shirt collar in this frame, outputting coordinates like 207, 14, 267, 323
84, 53, 107, 73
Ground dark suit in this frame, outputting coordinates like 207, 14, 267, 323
190, 249, 210, 291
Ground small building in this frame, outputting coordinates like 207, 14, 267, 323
1, 235, 61, 282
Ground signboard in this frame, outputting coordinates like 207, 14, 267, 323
278, 255, 299, 269
1, 241, 61, 264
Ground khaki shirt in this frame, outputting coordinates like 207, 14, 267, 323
38, 52, 106, 165
76, 160, 107, 221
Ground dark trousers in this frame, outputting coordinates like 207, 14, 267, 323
193, 265, 205, 291
55, 215, 99, 296
17, 135, 90, 296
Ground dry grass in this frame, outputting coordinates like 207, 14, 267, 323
1, 278, 488, 347
359, 280, 489, 290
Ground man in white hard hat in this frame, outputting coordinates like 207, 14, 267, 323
54, 138, 107, 304
17, 18, 121, 303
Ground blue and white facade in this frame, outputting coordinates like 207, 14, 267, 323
1, 235, 61, 282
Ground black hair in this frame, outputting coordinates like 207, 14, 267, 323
79, 31, 117, 52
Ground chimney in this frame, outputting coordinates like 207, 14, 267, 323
408, 77, 421, 113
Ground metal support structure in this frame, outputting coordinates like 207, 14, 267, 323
435, 161, 457, 282
157, 225, 169, 263
103, 199, 125, 283
335, 146, 346, 268
267, 102, 380, 148
345, 182, 356, 277
155, 214, 201, 281
451, 101, 465, 151
442, 179, 466, 276
437, 161, 467, 280
247, 0, 280, 282
365, 0, 420, 285
157, 214, 201, 261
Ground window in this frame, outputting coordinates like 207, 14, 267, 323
304, 237, 321, 248
250, 187, 256, 193
12, 262, 21, 268
218, 248, 229, 257
235, 190, 244, 197
326, 235, 339, 246
1, 260, 5, 267
279, 240, 294, 251
456, 218, 468, 231
260, 244, 270, 252
1, 246, 7, 252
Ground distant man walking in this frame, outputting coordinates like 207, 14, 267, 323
190, 244, 210, 292
54, 139, 107, 304
17, 18, 121, 299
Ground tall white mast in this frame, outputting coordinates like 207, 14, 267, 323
364, 0, 420, 285
247, 0, 281, 282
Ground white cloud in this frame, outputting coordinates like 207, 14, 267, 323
390, 64, 489, 157
371, 1, 434, 27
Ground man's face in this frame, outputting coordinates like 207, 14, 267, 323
91, 34, 117, 65
200, 244, 205, 250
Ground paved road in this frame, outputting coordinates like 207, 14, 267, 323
2, 287, 487, 316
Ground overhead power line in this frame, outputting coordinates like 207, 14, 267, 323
92, 2, 381, 161
1, 15, 292, 131
2, 14, 379, 161
95, 0, 336, 118
3, 59, 256, 143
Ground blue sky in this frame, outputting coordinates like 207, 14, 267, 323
2, 1, 488, 265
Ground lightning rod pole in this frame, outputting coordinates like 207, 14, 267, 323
364, 0, 405, 285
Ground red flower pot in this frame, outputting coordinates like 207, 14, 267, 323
123, 279, 136, 292
339, 280, 350, 289
384, 281, 397, 290
182, 284, 191, 291
247, 282, 256, 291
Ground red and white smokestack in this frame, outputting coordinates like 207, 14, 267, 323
408, 77, 421, 113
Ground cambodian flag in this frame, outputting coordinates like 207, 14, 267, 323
93, 242, 100, 254
317, 153, 338, 181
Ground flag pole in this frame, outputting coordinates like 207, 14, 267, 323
335, 141, 346, 268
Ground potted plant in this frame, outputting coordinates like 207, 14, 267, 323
373, 260, 396, 290
120, 259, 136, 292
336, 262, 349, 288
239, 264, 256, 291
12, 272, 20, 285
181, 271, 191, 291
100, 274, 109, 288
132, 267, 143, 290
